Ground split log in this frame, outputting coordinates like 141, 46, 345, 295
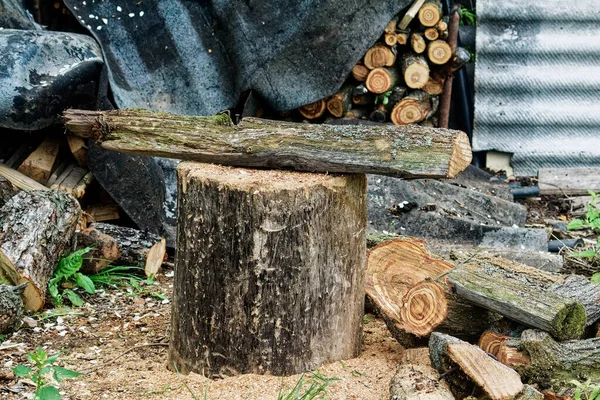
364, 44, 396, 69
168, 163, 366, 376
351, 64, 370, 82
447, 257, 590, 340
366, 67, 400, 94
326, 85, 353, 118
429, 332, 524, 400
390, 364, 454, 400
396, 32, 409, 45
366, 238, 494, 347
428, 40, 453, 65
0, 191, 81, 311
418, 0, 443, 27
0, 283, 27, 333
17, 138, 60, 185
75, 227, 121, 274
67, 135, 88, 168
63, 109, 472, 179
411, 33, 427, 54
298, 99, 326, 119
424, 27, 440, 41
398, 0, 427, 30
401, 54, 430, 89
91, 222, 163, 267
144, 238, 166, 278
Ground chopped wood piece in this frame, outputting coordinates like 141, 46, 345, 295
478, 330, 509, 358
17, 138, 60, 184
428, 40, 453, 65
447, 257, 589, 340
430, 332, 524, 400
5, 142, 37, 169
298, 99, 326, 119
91, 222, 163, 267
326, 85, 353, 118
0, 191, 81, 311
75, 227, 121, 274
385, 18, 397, 34
384, 33, 398, 46
396, 32, 409, 45
0, 164, 48, 192
424, 27, 440, 40
436, 19, 448, 33
366, 239, 493, 347
364, 44, 396, 69
365, 67, 400, 94
390, 364, 454, 400
67, 135, 88, 168
411, 33, 427, 54
423, 73, 445, 95
351, 64, 370, 81
144, 238, 166, 278
391, 92, 431, 126
398, 0, 427, 30
418, 0, 442, 27
64, 109, 473, 179
85, 204, 120, 223
401, 54, 430, 89
168, 163, 366, 376
538, 167, 600, 195
478, 330, 531, 369
49, 164, 94, 199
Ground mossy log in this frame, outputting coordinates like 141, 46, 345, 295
168, 163, 366, 376
429, 332, 524, 400
0, 191, 81, 311
447, 257, 592, 340
63, 109, 472, 179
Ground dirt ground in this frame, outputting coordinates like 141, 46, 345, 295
0, 268, 405, 400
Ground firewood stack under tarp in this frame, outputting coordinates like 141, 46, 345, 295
297, 0, 469, 127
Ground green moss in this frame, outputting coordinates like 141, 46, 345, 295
553, 303, 586, 340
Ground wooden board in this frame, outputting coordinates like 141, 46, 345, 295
538, 167, 600, 195
17, 138, 60, 184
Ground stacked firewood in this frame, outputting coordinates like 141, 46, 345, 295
368, 237, 600, 399
297, 0, 469, 126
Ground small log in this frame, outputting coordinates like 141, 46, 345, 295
411, 33, 427, 54
428, 40, 453, 65
398, 0, 427, 30
401, 54, 430, 89
423, 73, 445, 95
0, 283, 27, 334
390, 91, 431, 125
17, 138, 60, 185
0, 191, 81, 311
447, 257, 589, 340
396, 32, 409, 45
326, 84, 353, 118
451, 47, 471, 70
91, 222, 163, 267
384, 33, 398, 46
366, 239, 493, 347
418, 0, 443, 27
352, 93, 375, 106
344, 108, 369, 119
390, 364, 454, 400
429, 332, 524, 400
168, 163, 366, 376
298, 99, 326, 119
478, 330, 531, 369
351, 64, 370, 81
64, 109, 473, 179
75, 227, 121, 274
67, 135, 88, 168
364, 44, 396, 69
365, 67, 400, 94
424, 27, 440, 41
436, 19, 448, 33
368, 109, 387, 123
385, 18, 398, 35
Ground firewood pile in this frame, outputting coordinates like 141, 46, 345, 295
296, 0, 469, 127
368, 237, 600, 399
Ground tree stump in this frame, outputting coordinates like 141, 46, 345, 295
168, 163, 367, 376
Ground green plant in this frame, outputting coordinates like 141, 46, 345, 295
568, 191, 600, 231
374, 90, 392, 106
459, 7, 476, 26
277, 372, 339, 400
90, 265, 167, 301
48, 247, 95, 307
571, 379, 600, 400
13, 347, 81, 399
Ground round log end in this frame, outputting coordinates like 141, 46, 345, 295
477, 330, 508, 358
298, 100, 326, 119
351, 64, 369, 82
404, 63, 430, 89
553, 302, 586, 340
419, 4, 442, 27
0, 253, 43, 311
390, 99, 425, 125
366, 68, 393, 94
401, 280, 448, 337
428, 40, 453, 65
447, 131, 472, 178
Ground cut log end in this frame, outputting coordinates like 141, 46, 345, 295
419, 2, 442, 27
448, 132, 472, 178
478, 331, 508, 358
363, 44, 396, 69
424, 28, 440, 41
402, 56, 430, 89
351, 64, 370, 82
396, 32, 409, 45
365, 68, 398, 94
411, 33, 427, 54
391, 99, 426, 125
384, 33, 398, 46
401, 281, 448, 337
298, 100, 326, 119
428, 40, 453, 65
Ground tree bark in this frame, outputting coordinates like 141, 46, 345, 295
0, 191, 81, 311
401, 54, 430, 89
298, 99, 327, 119
366, 67, 401, 94
447, 257, 588, 340
364, 44, 396, 69
418, 0, 443, 27
168, 163, 366, 376
0, 283, 27, 333
91, 222, 163, 268
390, 364, 454, 400
0, 177, 20, 207
429, 332, 524, 400
63, 109, 472, 179
366, 238, 493, 347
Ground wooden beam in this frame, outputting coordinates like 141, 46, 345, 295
17, 138, 60, 184
0, 163, 48, 192
63, 109, 472, 179
538, 167, 600, 195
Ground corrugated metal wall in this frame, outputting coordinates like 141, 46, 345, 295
473, 0, 600, 176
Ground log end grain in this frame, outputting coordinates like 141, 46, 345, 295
448, 132, 472, 178
401, 280, 448, 337
298, 100, 327, 119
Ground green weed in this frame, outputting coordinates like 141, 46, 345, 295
459, 8, 476, 26
571, 379, 600, 400
277, 372, 339, 400
48, 247, 95, 307
568, 191, 600, 231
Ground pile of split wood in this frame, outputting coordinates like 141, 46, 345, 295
368, 238, 600, 399
297, 0, 469, 127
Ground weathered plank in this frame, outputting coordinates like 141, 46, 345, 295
538, 167, 600, 195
